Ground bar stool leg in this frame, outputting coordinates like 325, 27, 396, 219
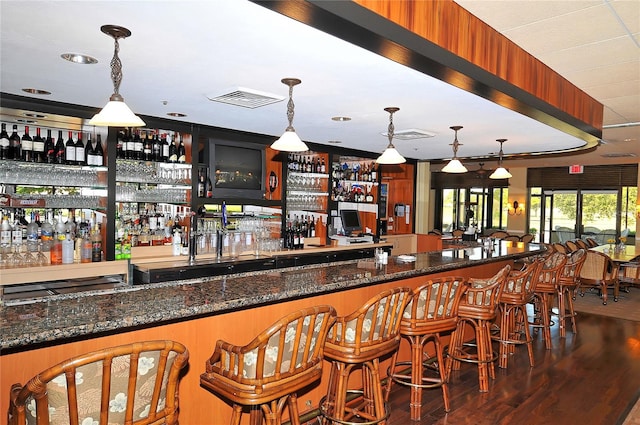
231, 404, 243, 425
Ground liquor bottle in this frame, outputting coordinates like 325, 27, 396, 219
75, 132, 86, 166
160, 133, 169, 162
320, 157, 326, 174
44, 129, 55, 163
32, 127, 45, 162
168, 134, 177, 163
9, 124, 20, 160
94, 134, 104, 166
91, 222, 102, 262
143, 130, 152, 161
62, 230, 74, 264
0, 214, 12, 250
0, 123, 10, 160
65, 131, 76, 165
21, 126, 33, 162
370, 162, 377, 182
81, 231, 92, 263
172, 229, 181, 256
177, 134, 186, 163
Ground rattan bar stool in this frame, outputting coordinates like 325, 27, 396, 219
493, 259, 543, 369
557, 249, 586, 337
9, 340, 189, 425
320, 287, 412, 425
201, 306, 336, 425
531, 251, 567, 349
446, 265, 511, 392
384, 277, 467, 420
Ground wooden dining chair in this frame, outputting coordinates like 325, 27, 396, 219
618, 255, 640, 292
520, 234, 535, 244
585, 237, 599, 248
564, 240, 579, 252
579, 250, 620, 305
201, 305, 337, 425
8, 340, 189, 425
552, 243, 568, 254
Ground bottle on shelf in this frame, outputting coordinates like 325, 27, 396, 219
54, 130, 65, 164
133, 129, 143, 160
44, 129, 55, 163
94, 134, 104, 166
86, 134, 97, 166
0, 214, 12, 252
205, 169, 213, 198
91, 221, 102, 262
143, 130, 152, 161
0, 123, 11, 160
122, 128, 132, 159
75, 132, 86, 166
116, 130, 125, 159
21, 126, 33, 162
177, 134, 186, 163
26, 212, 39, 252
65, 131, 76, 165
9, 124, 20, 160
197, 168, 205, 198
309, 216, 316, 237
168, 133, 177, 163
62, 230, 74, 264
152, 131, 161, 162
32, 127, 45, 163
160, 133, 170, 162
172, 228, 181, 256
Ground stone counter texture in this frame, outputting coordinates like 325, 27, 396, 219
1, 243, 544, 351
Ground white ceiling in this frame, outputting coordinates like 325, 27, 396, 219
0, 0, 638, 169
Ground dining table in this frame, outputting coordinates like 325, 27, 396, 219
590, 243, 639, 263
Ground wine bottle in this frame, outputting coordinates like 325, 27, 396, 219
65, 131, 76, 165
197, 169, 205, 198
75, 132, 86, 166
116, 130, 124, 159
21, 126, 33, 162
94, 134, 104, 166
0, 123, 10, 160
44, 129, 55, 163
32, 127, 45, 162
9, 124, 20, 160
160, 133, 169, 162
123, 128, 132, 159
177, 134, 186, 163
54, 130, 65, 164
86, 134, 97, 166
152, 131, 161, 162
133, 130, 143, 160
143, 130, 152, 161
91, 222, 102, 262
205, 170, 213, 198
168, 134, 177, 163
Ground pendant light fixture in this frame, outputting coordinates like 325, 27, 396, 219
271, 78, 308, 152
489, 138, 513, 179
376, 107, 406, 164
89, 25, 145, 127
441, 125, 468, 173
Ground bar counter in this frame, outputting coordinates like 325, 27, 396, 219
0, 241, 544, 423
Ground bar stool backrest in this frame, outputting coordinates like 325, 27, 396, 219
537, 251, 568, 292
502, 258, 544, 301
403, 277, 467, 327
327, 287, 412, 356
560, 249, 586, 284
9, 340, 189, 425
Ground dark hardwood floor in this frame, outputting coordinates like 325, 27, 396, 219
384, 311, 640, 425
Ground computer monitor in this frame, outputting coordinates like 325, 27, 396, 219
340, 209, 362, 236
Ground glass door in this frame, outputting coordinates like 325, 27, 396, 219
549, 191, 578, 243
579, 190, 618, 244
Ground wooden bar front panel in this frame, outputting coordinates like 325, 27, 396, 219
1, 260, 510, 424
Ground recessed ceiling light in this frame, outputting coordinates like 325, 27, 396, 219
167, 112, 186, 117
61, 53, 98, 64
22, 88, 51, 95
328, 140, 342, 144
331, 116, 351, 122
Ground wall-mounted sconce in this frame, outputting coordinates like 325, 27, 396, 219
508, 200, 524, 215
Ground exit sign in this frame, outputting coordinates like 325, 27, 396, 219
569, 164, 584, 174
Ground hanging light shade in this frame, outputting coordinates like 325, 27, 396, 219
89, 25, 145, 127
376, 107, 406, 164
442, 125, 468, 173
271, 78, 308, 152
489, 138, 512, 179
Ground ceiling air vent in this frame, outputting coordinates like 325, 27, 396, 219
600, 152, 637, 158
381, 128, 436, 140
206, 87, 284, 109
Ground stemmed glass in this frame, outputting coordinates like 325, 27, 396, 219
36, 242, 49, 267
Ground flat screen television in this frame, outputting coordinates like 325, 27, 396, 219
340, 209, 362, 236
209, 139, 266, 200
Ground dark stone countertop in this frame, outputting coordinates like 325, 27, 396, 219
0, 242, 543, 352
